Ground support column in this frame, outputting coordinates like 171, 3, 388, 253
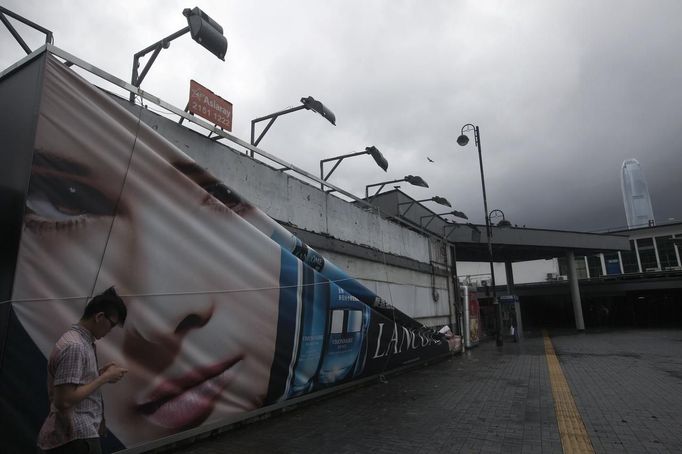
566, 251, 585, 331
449, 244, 464, 340
505, 261, 523, 341
444, 242, 454, 329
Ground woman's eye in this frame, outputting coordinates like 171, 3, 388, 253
26, 175, 114, 221
203, 182, 242, 208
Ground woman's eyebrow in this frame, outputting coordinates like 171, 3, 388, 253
33, 150, 90, 176
172, 161, 218, 185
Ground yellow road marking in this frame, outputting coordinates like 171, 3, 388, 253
543, 331, 594, 453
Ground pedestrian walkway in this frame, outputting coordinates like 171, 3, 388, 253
167, 329, 682, 454
551, 330, 682, 453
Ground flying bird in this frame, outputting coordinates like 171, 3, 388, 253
427, 157, 434, 163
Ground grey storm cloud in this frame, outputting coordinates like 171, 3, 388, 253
1, 0, 680, 231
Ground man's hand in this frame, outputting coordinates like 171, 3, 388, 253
99, 362, 115, 375
100, 363, 128, 383
54, 364, 128, 410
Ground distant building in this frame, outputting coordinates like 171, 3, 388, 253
621, 158, 655, 229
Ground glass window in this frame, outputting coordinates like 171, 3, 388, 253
587, 255, 603, 277
604, 252, 621, 275
621, 240, 640, 273
637, 237, 659, 271
655, 236, 680, 269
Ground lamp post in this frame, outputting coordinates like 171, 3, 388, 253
320, 146, 388, 190
130, 7, 227, 102
250, 96, 335, 156
457, 124, 503, 346
365, 175, 428, 201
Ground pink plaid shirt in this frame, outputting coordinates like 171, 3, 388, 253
37, 324, 104, 449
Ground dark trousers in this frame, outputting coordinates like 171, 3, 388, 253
41, 438, 102, 454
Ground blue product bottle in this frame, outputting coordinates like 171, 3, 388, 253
317, 286, 371, 385
286, 268, 329, 397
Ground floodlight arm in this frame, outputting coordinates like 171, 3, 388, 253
366, 174, 427, 201
250, 97, 335, 155
0, 6, 53, 54
365, 178, 405, 200
320, 147, 387, 190
442, 223, 461, 239
420, 210, 468, 230
250, 105, 307, 148
420, 213, 440, 230
320, 150, 368, 187
397, 197, 451, 217
130, 7, 227, 103
397, 200, 420, 217
130, 26, 191, 101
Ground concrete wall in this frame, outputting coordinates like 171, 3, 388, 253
320, 248, 452, 328
118, 101, 431, 262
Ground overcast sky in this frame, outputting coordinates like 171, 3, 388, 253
2, 0, 681, 231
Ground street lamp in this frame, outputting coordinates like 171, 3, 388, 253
250, 96, 336, 155
457, 123, 503, 346
130, 7, 227, 102
365, 175, 428, 201
397, 196, 452, 217
420, 210, 468, 229
489, 209, 512, 227
320, 146, 388, 190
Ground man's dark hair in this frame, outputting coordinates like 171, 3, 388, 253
82, 287, 127, 326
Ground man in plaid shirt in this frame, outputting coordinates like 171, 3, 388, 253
38, 288, 128, 454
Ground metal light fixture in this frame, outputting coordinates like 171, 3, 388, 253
452, 210, 468, 220
130, 7, 227, 101
442, 221, 483, 243
365, 175, 428, 200
458, 123, 503, 346
489, 209, 512, 227
301, 96, 336, 126
420, 210, 469, 229
456, 134, 470, 147
250, 96, 336, 155
320, 146, 387, 190
404, 175, 429, 187
397, 196, 452, 217
431, 196, 451, 207
185, 7, 228, 59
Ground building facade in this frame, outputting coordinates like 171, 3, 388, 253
621, 158, 655, 229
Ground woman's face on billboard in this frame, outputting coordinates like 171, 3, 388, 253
13, 116, 282, 445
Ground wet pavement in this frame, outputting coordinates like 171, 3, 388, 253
166, 329, 682, 454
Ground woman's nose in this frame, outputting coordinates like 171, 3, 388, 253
123, 297, 214, 373
174, 310, 212, 336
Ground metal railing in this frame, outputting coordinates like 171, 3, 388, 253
1, 44, 482, 247
2, 44, 376, 208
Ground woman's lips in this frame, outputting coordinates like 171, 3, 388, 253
136, 355, 243, 430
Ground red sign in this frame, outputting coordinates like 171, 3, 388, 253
188, 80, 233, 131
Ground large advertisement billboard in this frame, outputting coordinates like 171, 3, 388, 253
0, 55, 453, 452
